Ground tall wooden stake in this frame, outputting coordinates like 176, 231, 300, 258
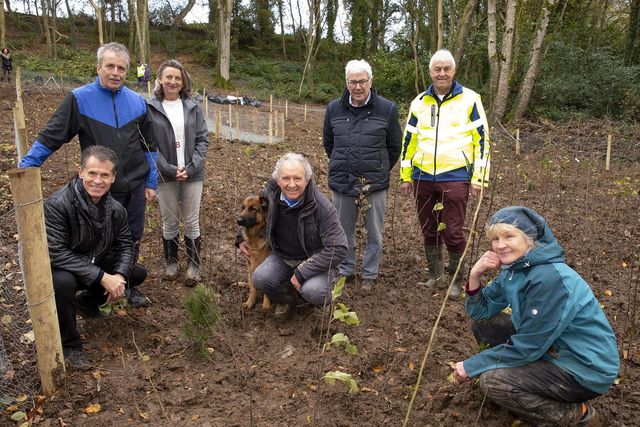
304, 104, 307, 122
13, 100, 28, 162
8, 168, 65, 395
515, 128, 520, 156
605, 134, 612, 171
228, 104, 232, 126
215, 105, 221, 138
268, 113, 273, 144
285, 100, 288, 118
235, 111, 240, 141
269, 94, 273, 113
15, 66, 22, 100
274, 111, 279, 137
281, 113, 285, 139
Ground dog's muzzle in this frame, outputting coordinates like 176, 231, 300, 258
237, 216, 257, 227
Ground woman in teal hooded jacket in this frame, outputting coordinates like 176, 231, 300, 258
453, 206, 619, 426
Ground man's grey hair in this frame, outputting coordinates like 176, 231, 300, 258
97, 42, 131, 70
345, 59, 372, 82
272, 152, 313, 181
429, 49, 455, 70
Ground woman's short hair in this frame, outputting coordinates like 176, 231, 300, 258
429, 49, 456, 70
345, 60, 372, 82
80, 145, 119, 173
485, 223, 534, 247
153, 59, 194, 100
272, 152, 313, 181
97, 42, 130, 70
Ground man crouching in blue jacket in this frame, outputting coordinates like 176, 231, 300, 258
44, 146, 148, 369
453, 206, 619, 426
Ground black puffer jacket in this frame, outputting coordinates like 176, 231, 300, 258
44, 178, 134, 287
146, 97, 210, 182
262, 179, 348, 283
323, 88, 402, 196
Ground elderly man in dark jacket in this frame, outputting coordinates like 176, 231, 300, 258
323, 59, 402, 291
45, 146, 147, 368
239, 153, 348, 321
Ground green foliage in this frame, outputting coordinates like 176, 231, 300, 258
182, 284, 221, 357
534, 42, 640, 121
332, 276, 346, 301
437, 222, 447, 232
329, 333, 358, 355
369, 51, 420, 104
432, 202, 444, 212
323, 370, 359, 393
333, 303, 360, 326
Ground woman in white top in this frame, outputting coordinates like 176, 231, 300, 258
147, 60, 209, 283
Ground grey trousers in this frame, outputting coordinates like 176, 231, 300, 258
157, 180, 204, 240
472, 314, 599, 425
252, 254, 334, 306
332, 189, 387, 280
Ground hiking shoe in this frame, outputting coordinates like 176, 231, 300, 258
273, 303, 295, 322
125, 287, 149, 308
76, 292, 101, 318
361, 279, 375, 291
63, 348, 93, 371
578, 403, 602, 426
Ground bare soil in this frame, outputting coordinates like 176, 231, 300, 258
1, 83, 639, 426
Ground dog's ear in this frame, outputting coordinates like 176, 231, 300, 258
259, 196, 269, 210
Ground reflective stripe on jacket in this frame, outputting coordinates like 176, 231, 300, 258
400, 81, 490, 186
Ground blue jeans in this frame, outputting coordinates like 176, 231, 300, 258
157, 180, 204, 239
332, 189, 387, 280
252, 255, 334, 306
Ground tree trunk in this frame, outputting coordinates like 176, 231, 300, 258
41, 0, 52, 56
326, 0, 337, 45
277, 0, 287, 58
4, 0, 11, 13
132, 0, 144, 62
487, 0, 498, 105
454, 0, 478, 66
218, 0, 232, 82
626, 0, 640, 65
49, 0, 57, 57
64, 0, 76, 47
514, 0, 556, 121
173, 0, 197, 27
110, 0, 116, 41
436, 0, 443, 49
491, 0, 517, 123
0, 2, 5, 48
87, 0, 104, 46
127, 0, 135, 52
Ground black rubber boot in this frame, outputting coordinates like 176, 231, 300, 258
162, 237, 179, 278
421, 245, 444, 287
448, 252, 465, 299
185, 236, 201, 282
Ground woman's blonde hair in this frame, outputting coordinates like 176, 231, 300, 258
486, 223, 535, 248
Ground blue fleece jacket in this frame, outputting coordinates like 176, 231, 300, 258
463, 207, 619, 394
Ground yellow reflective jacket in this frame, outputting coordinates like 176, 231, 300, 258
400, 81, 490, 186
137, 64, 145, 78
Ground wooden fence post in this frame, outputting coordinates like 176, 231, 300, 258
268, 113, 273, 144
15, 66, 22, 101
8, 167, 65, 395
269, 94, 273, 113
605, 134, 612, 171
215, 105, 221, 138
281, 113, 285, 139
285, 99, 288, 119
515, 128, 520, 156
235, 111, 240, 141
13, 99, 28, 162
228, 104, 232, 127
274, 111, 279, 137
304, 104, 307, 122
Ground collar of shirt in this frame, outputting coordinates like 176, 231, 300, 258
349, 93, 371, 108
280, 192, 302, 208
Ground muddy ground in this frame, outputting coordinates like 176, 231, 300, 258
0, 83, 639, 426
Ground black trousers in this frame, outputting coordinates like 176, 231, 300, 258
53, 263, 147, 351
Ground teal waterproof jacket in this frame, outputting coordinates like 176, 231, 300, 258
463, 208, 619, 394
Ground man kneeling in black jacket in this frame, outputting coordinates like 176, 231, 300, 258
44, 146, 148, 369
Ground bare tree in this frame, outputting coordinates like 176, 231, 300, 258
276, 0, 287, 59
41, 0, 52, 56
487, 0, 498, 106
0, 1, 5, 47
436, 0, 443, 49
491, 0, 517, 123
173, 0, 197, 27
453, 0, 479, 66
218, 0, 232, 82
513, 0, 556, 120
298, 0, 324, 95
87, 0, 104, 46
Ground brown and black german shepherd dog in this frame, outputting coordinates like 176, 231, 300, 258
236, 195, 272, 310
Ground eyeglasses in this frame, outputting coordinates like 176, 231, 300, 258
347, 78, 370, 87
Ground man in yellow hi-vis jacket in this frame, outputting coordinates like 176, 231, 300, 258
400, 49, 490, 298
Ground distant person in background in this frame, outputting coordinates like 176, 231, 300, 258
45, 146, 149, 369
19, 42, 157, 307
136, 61, 147, 91
1, 48, 12, 83
147, 60, 209, 282
323, 59, 402, 291
453, 206, 619, 426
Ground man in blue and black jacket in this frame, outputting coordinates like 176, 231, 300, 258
20, 42, 157, 307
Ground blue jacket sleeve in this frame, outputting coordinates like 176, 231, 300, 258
464, 269, 572, 379
465, 275, 509, 320
19, 141, 53, 167
144, 151, 158, 190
